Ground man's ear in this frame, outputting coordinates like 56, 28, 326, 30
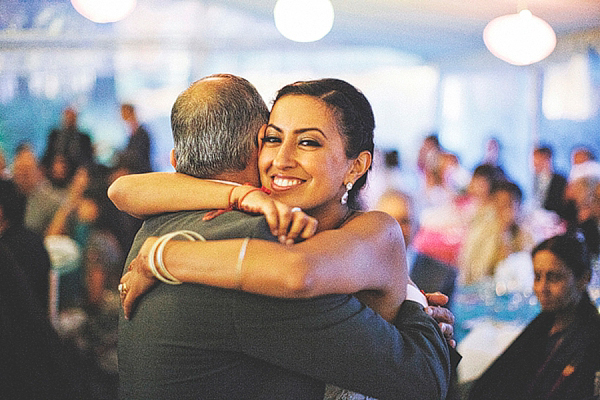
170, 149, 177, 169
257, 124, 267, 151
345, 150, 372, 185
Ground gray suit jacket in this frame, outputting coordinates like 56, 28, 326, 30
118, 210, 450, 399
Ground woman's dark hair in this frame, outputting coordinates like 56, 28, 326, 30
274, 78, 375, 209
532, 234, 591, 279
491, 180, 523, 205
473, 164, 505, 189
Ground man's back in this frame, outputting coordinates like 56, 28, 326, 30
119, 210, 452, 399
118, 210, 325, 399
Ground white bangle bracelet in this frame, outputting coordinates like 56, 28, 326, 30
156, 231, 204, 284
150, 230, 206, 285
235, 237, 250, 288
148, 236, 168, 284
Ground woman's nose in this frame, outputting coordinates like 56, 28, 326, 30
272, 142, 296, 169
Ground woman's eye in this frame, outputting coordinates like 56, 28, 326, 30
299, 139, 321, 147
261, 136, 281, 144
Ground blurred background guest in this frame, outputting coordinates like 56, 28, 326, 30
113, 103, 153, 176
468, 234, 600, 400
459, 180, 533, 285
12, 144, 65, 237
41, 107, 94, 175
565, 176, 600, 260
480, 137, 507, 180
532, 145, 568, 219
0, 179, 51, 314
375, 189, 416, 267
569, 147, 600, 180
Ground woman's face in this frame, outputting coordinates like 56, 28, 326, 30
258, 95, 354, 213
533, 250, 585, 313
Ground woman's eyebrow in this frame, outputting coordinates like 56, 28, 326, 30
267, 123, 327, 138
295, 127, 327, 138
266, 123, 282, 132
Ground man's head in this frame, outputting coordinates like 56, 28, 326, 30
468, 164, 503, 202
170, 74, 269, 184
533, 146, 553, 175
571, 146, 594, 166
63, 107, 77, 129
121, 103, 137, 126
491, 180, 523, 229
375, 189, 415, 246
12, 144, 42, 196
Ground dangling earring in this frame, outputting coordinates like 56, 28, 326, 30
341, 182, 353, 205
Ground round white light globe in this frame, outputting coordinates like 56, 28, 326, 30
274, 0, 335, 43
483, 10, 556, 66
71, 0, 137, 23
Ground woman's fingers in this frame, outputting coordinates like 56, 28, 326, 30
236, 190, 283, 237
120, 243, 159, 319
260, 202, 280, 237
234, 189, 318, 244
280, 207, 318, 245
299, 216, 318, 240
275, 204, 294, 241
119, 273, 133, 319
120, 268, 158, 319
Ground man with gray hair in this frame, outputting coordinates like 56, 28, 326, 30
117, 74, 450, 399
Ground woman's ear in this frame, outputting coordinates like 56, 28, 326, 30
170, 149, 177, 169
345, 151, 372, 185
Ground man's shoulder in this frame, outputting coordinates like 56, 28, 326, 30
140, 210, 276, 242
135, 125, 151, 137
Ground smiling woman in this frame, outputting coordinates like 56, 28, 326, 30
259, 88, 372, 231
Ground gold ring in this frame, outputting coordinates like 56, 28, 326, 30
118, 283, 128, 295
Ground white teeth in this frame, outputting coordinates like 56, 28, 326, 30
273, 177, 302, 187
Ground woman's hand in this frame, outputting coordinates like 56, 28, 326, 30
119, 237, 160, 320
232, 186, 318, 245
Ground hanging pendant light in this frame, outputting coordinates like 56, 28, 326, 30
483, 9, 556, 66
274, 0, 334, 43
71, 0, 137, 23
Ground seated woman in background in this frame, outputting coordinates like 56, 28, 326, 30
468, 234, 600, 400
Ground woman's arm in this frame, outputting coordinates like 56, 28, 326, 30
108, 172, 317, 241
121, 211, 407, 321
108, 172, 235, 218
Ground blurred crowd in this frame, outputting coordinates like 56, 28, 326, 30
0, 104, 152, 399
376, 134, 599, 300
374, 135, 600, 398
